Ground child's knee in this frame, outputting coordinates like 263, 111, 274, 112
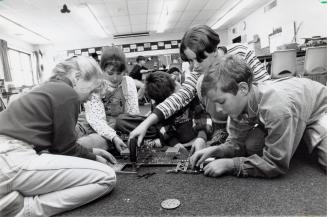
77, 134, 108, 150
101, 166, 117, 191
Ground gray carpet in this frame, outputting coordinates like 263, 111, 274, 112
58, 151, 327, 216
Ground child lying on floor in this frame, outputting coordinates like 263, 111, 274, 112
145, 71, 213, 153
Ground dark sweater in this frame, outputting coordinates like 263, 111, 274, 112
0, 79, 96, 160
129, 64, 147, 81
158, 97, 213, 146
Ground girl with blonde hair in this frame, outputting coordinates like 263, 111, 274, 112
0, 56, 117, 216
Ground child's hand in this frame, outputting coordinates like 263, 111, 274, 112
203, 159, 234, 177
113, 136, 127, 154
190, 137, 206, 155
93, 148, 117, 165
190, 146, 219, 168
129, 124, 147, 147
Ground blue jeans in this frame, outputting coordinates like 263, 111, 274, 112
0, 135, 116, 217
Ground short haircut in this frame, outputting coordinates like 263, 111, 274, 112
180, 25, 220, 62
145, 71, 176, 104
100, 46, 127, 73
136, 55, 146, 63
201, 55, 253, 96
218, 46, 227, 54
167, 66, 181, 75
51, 56, 102, 83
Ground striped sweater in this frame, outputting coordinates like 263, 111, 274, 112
153, 43, 271, 121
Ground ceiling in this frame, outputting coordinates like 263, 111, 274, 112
0, 0, 270, 45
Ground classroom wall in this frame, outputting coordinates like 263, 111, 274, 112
46, 30, 228, 52
227, 0, 327, 50
36, 29, 227, 80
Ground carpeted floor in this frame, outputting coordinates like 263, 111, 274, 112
57, 149, 327, 216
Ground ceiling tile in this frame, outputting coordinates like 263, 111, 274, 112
175, 21, 192, 28
204, 0, 228, 10
89, 4, 110, 18
165, 0, 189, 12
166, 12, 182, 23
115, 25, 132, 34
147, 23, 157, 31
130, 15, 147, 25
148, 0, 164, 14
179, 11, 198, 22
194, 9, 216, 21
191, 19, 208, 26
105, 0, 128, 16
147, 13, 161, 24
131, 24, 147, 32
186, 0, 209, 11
112, 16, 130, 26
127, 0, 148, 15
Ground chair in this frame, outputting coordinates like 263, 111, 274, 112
303, 46, 327, 85
271, 49, 297, 79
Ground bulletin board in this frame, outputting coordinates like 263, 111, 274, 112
67, 40, 181, 58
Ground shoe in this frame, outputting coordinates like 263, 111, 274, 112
0, 191, 24, 217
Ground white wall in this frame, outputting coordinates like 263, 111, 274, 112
37, 29, 228, 76
227, 0, 327, 49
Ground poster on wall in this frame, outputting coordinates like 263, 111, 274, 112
165, 44, 171, 49
67, 53, 74, 58
67, 40, 181, 56
81, 52, 89, 56
123, 47, 130, 53
158, 42, 164, 47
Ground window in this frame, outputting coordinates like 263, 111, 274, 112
7, 48, 34, 87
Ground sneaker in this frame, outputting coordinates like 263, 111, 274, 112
0, 191, 24, 217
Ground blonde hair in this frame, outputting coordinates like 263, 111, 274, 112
50, 56, 102, 85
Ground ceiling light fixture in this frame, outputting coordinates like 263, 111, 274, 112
74, 3, 108, 38
211, 0, 255, 30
